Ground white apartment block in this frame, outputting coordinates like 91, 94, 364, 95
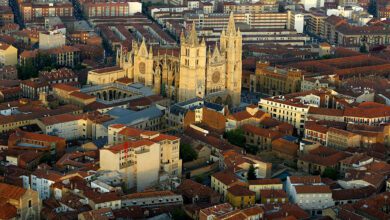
259, 97, 309, 134
100, 139, 161, 192
23, 170, 62, 200
37, 114, 87, 141
286, 176, 334, 216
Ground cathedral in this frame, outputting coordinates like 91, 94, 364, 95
89, 13, 242, 107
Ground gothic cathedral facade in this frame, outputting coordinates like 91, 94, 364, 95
116, 13, 242, 107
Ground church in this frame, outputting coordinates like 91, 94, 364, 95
87, 13, 243, 107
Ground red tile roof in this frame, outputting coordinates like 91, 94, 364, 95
0, 183, 27, 200
212, 171, 241, 186
248, 178, 282, 185
289, 176, 321, 184
107, 140, 155, 153
227, 185, 255, 197
52, 83, 79, 92
242, 124, 283, 139
295, 185, 331, 194
39, 113, 82, 126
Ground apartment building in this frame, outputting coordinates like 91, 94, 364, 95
223, 1, 278, 13
99, 139, 160, 192
259, 97, 309, 134
39, 30, 66, 50
22, 169, 63, 200
82, 2, 130, 18
0, 42, 17, 66
242, 124, 283, 150
326, 127, 361, 150
107, 124, 182, 177
248, 178, 283, 200
252, 61, 302, 95
307, 11, 326, 36
20, 2, 74, 22
286, 176, 334, 215
37, 113, 86, 140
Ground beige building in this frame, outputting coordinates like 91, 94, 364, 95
0, 42, 17, 66
251, 61, 302, 96
326, 127, 361, 149
102, 124, 183, 191
0, 183, 41, 219
88, 13, 242, 107
100, 139, 161, 192
248, 178, 283, 200
52, 84, 96, 107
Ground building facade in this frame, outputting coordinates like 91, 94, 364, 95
88, 13, 242, 107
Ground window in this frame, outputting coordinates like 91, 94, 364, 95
29, 200, 32, 208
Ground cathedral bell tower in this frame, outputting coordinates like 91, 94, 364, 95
178, 23, 207, 102
220, 12, 242, 107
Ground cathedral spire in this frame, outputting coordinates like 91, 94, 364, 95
148, 45, 153, 58
180, 29, 185, 43
186, 21, 198, 46
227, 12, 236, 35
138, 37, 148, 56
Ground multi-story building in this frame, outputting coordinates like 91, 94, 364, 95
8, 129, 66, 158
107, 124, 182, 177
82, 2, 130, 18
0, 183, 41, 219
211, 171, 243, 200
326, 127, 361, 149
251, 61, 302, 95
260, 189, 288, 204
99, 139, 160, 192
259, 97, 310, 134
20, 1, 74, 22
307, 11, 326, 36
0, 65, 17, 80
0, 42, 17, 66
52, 84, 96, 107
20, 79, 50, 99
44, 46, 80, 68
0, 6, 14, 25
248, 178, 283, 200
39, 30, 66, 50
226, 185, 256, 208
122, 191, 183, 208
242, 124, 283, 150
23, 169, 63, 200
39, 68, 79, 85
226, 105, 270, 131
223, 1, 278, 13
186, 11, 292, 30
286, 176, 334, 216
36, 113, 86, 140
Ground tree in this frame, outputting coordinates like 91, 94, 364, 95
322, 167, 338, 180
360, 45, 368, 53
180, 143, 198, 162
224, 129, 246, 148
194, 174, 206, 183
245, 144, 259, 155
171, 207, 190, 220
247, 164, 257, 180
